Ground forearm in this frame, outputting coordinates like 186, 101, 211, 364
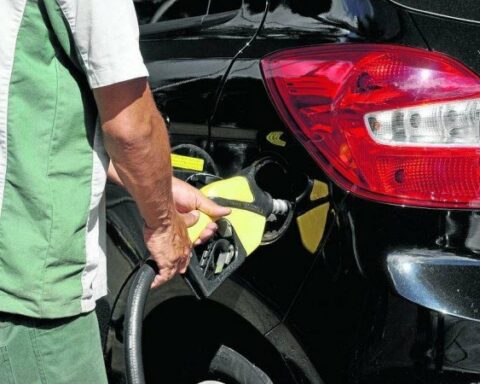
108, 116, 172, 228
95, 79, 174, 229
108, 161, 184, 199
109, 162, 177, 191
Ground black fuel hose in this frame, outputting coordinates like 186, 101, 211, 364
124, 259, 157, 384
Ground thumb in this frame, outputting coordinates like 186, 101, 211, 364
181, 210, 200, 227
196, 193, 231, 218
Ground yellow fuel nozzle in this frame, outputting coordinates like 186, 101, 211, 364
183, 159, 291, 298
190, 175, 267, 257
185, 163, 289, 256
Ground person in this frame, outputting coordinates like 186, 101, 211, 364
0, 0, 229, 382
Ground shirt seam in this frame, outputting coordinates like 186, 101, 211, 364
29, 328, 48, 384
0, 1, 27, 219
80, 143, 96, 312
38, 55, 59, 318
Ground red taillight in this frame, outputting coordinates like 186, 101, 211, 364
261, 44, 480, 208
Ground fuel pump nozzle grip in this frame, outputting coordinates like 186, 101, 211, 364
184, 162, 289, 298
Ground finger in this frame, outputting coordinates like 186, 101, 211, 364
195, 192, 231, 218
206, 222, 218, 231
184, 243, 192, 257
151, 273, 168, 289
192, 222, 217, 245
178, 254, 190, 274
180, 210, 200, 227
197, 228, 216, 244
150, 266, 176, 288
152, 268, 177, 288
150, 274, 164, 289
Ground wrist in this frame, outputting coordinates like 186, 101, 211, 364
144, 205, 177, 232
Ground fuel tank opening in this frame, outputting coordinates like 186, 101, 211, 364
250, 158, 296, 245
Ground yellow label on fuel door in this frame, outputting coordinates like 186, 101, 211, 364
310, 180, 329, 201
297, 203, 330, 254
171, 154, 204, 171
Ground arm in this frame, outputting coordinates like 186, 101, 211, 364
96, 78, 173, 228
94, 78, 189, 287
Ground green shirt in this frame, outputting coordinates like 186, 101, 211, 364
0, 0, 148, 318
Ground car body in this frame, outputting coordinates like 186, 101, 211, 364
101, 1, 480, 383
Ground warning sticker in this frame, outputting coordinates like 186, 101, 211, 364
171, 154, 205, 171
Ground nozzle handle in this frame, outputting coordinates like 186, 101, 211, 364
187, 211, 213, 243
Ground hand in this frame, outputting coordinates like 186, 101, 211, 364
172, 177, 231, 245
144, 209, 191, 288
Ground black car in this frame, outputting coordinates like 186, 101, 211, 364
101, 1, 480, 383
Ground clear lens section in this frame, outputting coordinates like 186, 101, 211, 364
366, 99, 480, 146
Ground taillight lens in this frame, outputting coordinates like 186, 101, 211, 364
261, 44, 480, 208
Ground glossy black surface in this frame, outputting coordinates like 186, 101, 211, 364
388, 0, 480, 23
411, 13, 480, 74
103, 1, 480, 383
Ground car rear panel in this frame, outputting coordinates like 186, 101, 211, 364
106, 1, 480, 383
210, 0, 480, 382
